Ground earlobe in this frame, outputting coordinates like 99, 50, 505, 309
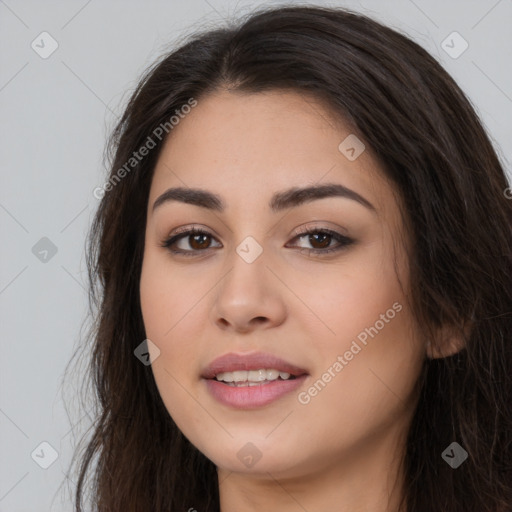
426, 323, 469, 359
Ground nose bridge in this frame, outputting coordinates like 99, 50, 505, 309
220, 237, 269, 300
210, 235, 287, 331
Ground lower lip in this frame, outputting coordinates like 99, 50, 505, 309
204, 376, 307, 409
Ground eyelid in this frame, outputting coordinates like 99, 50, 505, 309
170, 224, 215, 237
290, 221, 350, 239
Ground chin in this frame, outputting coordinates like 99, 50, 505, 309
195, 435, 306, 476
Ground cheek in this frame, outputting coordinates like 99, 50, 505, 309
139, 258, 203, 432
294, 239, 422, 411
296, 299, 422, 456
295, 241, 407, 355
139, 250, 208, 394
140, 250, 206, 341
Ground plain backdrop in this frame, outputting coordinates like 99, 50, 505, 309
1, 0, 511, 510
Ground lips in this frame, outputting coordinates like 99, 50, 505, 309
201, 352, 309, 409
201, 352, 308, 379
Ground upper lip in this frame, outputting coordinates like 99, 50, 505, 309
201, 352, 308, 379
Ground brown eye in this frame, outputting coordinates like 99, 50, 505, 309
189, 233, 212, 250
288, 228, 354, 256
161, 228, 222, 255
308, 232, 332, 249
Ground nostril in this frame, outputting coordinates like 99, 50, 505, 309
217, 318, 230, 328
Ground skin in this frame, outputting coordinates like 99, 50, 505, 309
139, 89, 433, 511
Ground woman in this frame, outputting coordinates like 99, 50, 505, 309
69, 5, 512, 511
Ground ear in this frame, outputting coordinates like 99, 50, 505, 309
426, 322, 470, 359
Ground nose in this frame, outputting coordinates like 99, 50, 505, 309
210, 249, 287, 333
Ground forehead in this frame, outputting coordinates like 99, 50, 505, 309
149, 89, 393, 215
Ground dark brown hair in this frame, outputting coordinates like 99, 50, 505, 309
65, 5, 512, 511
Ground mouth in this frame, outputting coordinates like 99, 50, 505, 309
201, 352, 308, 408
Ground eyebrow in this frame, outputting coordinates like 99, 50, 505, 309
152, 183, 376, 214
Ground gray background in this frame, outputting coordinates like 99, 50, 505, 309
1, 0, 511, 510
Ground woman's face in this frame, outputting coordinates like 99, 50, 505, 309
140, 89, 425, 480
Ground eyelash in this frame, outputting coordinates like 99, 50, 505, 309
160, 226, 354, 257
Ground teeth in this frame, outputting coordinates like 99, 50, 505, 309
233, 371, 247, 383
215, 369, 294, 383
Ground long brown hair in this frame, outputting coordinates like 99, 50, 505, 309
65, 5, 512, 511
